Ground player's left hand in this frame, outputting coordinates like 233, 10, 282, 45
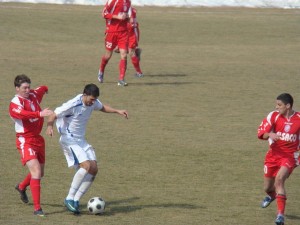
119, 110, 128, 119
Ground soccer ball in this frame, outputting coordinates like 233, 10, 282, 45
87, 197, 106, 214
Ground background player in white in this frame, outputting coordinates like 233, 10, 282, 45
9, 74, 53, 216
46, 83, 128, 214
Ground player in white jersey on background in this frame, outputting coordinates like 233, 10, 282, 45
46, 83, 128, 214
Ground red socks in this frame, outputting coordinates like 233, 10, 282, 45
19, 174, 42, 210
19, 173, 31, 190
100, 56, 108, 73
276, 194, 287, 215
30, 178, 41, 211
131, 55, 142, 74
119, 59, 127, 80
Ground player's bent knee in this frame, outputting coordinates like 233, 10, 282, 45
89, 161, 98, 175
80, 160, 91, 171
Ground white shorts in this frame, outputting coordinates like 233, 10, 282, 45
59, 135, 97, 168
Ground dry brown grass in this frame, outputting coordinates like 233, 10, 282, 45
1, 3, 300, 225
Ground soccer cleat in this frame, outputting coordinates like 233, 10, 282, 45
98, 72, 104, 83
135, 73, 144, 78
64, 199, 77, 213
261, 196, 274, 208
34, 208, 45, 217
275, 214, 284, 225
135, 48, 142, 61
15, 184, 29, 204
73, 201, 80, 214
117, 80, 128, 86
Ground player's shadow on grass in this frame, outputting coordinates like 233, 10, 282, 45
131, 81, 194, 86
43, 197, 202, 216
105, 73, 194, 86
146, 74, 187, 78
286, 214, 300, 221
132, 73, 192, 86
41, 203, 73, 215
99, 197, 203, 216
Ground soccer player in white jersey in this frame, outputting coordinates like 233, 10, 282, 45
46, 83, 128, 214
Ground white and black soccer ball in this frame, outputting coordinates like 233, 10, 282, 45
87, 197, 106, 214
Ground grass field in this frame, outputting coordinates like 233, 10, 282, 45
1, 3, 300, 225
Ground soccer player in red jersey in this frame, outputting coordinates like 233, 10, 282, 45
9, 74, 53, 216
98, 0, 132, 86
115, 7, 143, 78
257, 93, 300, 225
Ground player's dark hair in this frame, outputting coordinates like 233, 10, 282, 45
277, 93, 293, 107
14, 74, 31, 87
83, 83, 100, 97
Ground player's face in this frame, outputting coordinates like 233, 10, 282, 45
83, 95, 97, 106
16, 82, 30, 99
276, 100, 290, 115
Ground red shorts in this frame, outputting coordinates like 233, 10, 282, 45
128, 27, 139, 49
16, 135, 45, 165
264, 150, 299, 177
105, 30, 128, 51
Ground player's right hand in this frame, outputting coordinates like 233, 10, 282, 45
118, 12, 128, 20
40, 108, 53, 117
269, 132, 280, 141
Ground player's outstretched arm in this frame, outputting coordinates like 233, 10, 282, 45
46, 113, 57, 137
101, 104, 128, 119
40, 108, 53, 117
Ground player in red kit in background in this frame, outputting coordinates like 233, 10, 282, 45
257, 93, 300, 225
9, 74, 53, 216
115, 7, 144, 78
98, 0, 132, 86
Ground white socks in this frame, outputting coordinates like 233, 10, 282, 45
74, 173, 95, 201
66, 168, 95, 202
66, 168, 88, 200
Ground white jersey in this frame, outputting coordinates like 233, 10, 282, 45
55, 94, 103, 138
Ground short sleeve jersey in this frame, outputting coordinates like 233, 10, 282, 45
102, 0, 131, 33
257, 110, 300, 156
54, 94, 103, 138
128, 7, 138, 31
9, 86, 48, 137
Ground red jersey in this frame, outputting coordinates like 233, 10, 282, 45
102, 0, 131, 33
257, 110, 300, 157
127, 7, 138, 31
9, 86, 48, 138
127, 7, 139, 41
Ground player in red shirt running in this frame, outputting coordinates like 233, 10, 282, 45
98, 0, 132, 86
115, 7, 143, 78
257, 93, 300, 225
9, 74, 53, 216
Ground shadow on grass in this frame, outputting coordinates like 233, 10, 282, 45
42, 203, 71, 215
131, 73, 191, 86
43, 197, 203, 216
145, 74, 187, 77
130, 81, 195, 86
99, 73, 193, 86
103, 81, 195, 86
101, 197, 203, 216
286, 214, 300, 221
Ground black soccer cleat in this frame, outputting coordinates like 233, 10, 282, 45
15, 184, 29, 204
34, 208, 45, 217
